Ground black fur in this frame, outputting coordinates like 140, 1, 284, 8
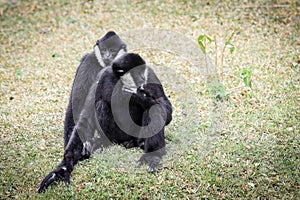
38, 31, 126, 193
95, 53, 172, 171
38, 52, 172, 193
63, 31, 126, 148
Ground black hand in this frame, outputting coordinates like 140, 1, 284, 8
132, 88, 156, 108
37, 163, 71, 193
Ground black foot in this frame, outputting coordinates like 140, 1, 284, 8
136, 153, 162, 172
37, 164, 71, 193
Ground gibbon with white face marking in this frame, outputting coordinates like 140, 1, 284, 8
37, 53, 172, 193
37, 31, 127, 193
95, 53, 172, 171
64, 31, 127, 148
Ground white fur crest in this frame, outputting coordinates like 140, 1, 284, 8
94, 45, 106, 67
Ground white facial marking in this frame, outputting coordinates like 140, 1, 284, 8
121, 66, 148, 94
121, 72, 136, 88
115, 49, 126, 60
94, 45, 106, 67
144, 66, 148, 84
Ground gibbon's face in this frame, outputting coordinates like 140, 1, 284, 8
94, 38, 126, 67
121, 65, 148, 92
111, 53, 148, 94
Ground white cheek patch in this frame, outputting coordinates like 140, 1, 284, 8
121, 72, 136, 87
144, 66, 149, 84
94, 45, 106, 67
121, 72, 138, 93
115, 48, 126, 60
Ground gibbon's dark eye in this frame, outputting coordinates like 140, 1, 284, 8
110, 49, 116, 53
101, 48, 107, 52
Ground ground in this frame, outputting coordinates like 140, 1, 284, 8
0, 0, 299, 199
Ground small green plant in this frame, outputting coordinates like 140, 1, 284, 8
198, 34, 213, 77
198, 31, 236, 79
221, 31, 235, 79
198, 32, 235, 101
237, 67, 252, 88
197, 34, 213, 54
225, 41, 235, 53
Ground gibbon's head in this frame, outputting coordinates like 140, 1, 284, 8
94, 31, 127, 67
112, 53, 148, 94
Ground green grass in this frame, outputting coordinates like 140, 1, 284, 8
1, 0, 299, 199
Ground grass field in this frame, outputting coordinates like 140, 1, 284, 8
1, 0, 299, 199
